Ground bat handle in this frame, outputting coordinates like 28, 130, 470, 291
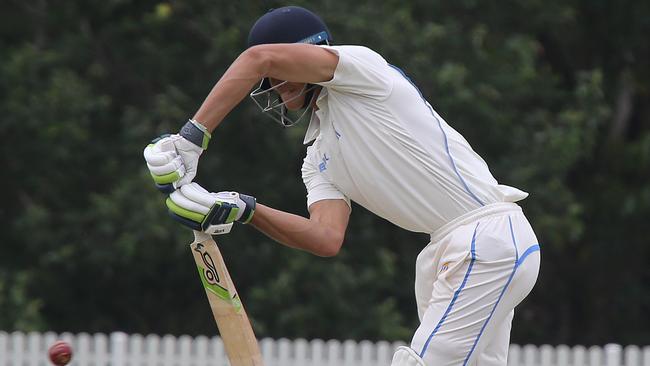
193, 230, 211, 243
193, 222, 234, 240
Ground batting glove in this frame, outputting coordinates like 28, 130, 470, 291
143, 120, 211, 193
166, 183, 256, 234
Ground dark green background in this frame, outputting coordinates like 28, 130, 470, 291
1, 0, 649, 346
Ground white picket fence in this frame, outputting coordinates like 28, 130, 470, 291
1, 331, 649, 366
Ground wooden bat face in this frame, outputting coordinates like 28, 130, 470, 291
190, 231, 263, 366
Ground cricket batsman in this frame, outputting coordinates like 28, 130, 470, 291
144, 6, 541, 365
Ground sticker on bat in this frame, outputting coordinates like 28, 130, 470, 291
193, 243, 243, 311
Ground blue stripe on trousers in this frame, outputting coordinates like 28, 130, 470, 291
419, 222, 480, 358
462, 217, 540, 365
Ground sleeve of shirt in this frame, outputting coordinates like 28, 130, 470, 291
316, 45, 394, 99
301, 145, 351, 209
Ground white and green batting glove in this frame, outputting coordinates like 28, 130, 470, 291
143, 119, 211, 193
166, 183, 256, 235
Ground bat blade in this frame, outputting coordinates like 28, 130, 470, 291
190, 231, 263, 366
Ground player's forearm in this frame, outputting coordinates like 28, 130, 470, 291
250, 204, 344, 257
192, 49, 266, 132
192, 44, 337, 132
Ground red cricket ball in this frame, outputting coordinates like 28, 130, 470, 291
48, 340, 73, 366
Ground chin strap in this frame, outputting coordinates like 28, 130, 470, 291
302, 85, 317, 109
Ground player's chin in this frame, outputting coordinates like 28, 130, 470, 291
284, 99, 306, 111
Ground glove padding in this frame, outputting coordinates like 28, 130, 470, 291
166, 183, 256, 234
143, 120, 210, 193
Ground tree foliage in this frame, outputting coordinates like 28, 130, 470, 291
1, 0, 648, 345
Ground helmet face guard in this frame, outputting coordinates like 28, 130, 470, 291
250, 81, 320, 127
246, 6, 332, 127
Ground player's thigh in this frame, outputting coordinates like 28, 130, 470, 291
415, 222, 478, 320
474, 254, 539, 365
472, 251, 540, 366
474, 310, 513, 366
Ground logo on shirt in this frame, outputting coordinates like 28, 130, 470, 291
319, 153, 330, 172
439, 262, 451, 273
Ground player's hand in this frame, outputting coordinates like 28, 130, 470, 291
143, 120, 211, 193
166, 182, 256, 234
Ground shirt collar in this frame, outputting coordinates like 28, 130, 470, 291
303, 88, 328, 144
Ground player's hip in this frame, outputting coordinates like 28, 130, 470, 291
419, 202, 539, 268
430, 202, 523, 242
414, 202, 540, 317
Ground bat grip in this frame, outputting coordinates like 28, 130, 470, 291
193, 230, 212, 243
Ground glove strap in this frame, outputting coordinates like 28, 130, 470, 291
179, 119, 211, 149
203, 202, 238, 230
238, 194, 256, 224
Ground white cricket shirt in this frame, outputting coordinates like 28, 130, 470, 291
301, 45, 528, 233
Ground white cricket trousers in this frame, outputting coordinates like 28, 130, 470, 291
409, 202, 540, 366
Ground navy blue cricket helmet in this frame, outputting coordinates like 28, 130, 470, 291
247, 6, 332, 48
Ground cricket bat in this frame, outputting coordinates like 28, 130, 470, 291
190, 230, 263, 366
